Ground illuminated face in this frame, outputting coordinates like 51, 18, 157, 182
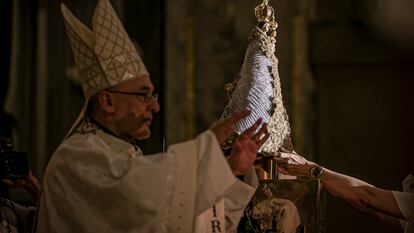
109, 75, 160, 140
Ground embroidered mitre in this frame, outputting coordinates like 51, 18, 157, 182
222, 0, 294, 153
61, 0, 148, 98
61, 0, 149, 136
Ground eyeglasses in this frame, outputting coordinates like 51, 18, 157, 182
107, 90, 159, 102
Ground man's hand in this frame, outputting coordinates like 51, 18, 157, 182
1, 170, 41, 200
228, 119, 270, 176
210, 110, 251, 144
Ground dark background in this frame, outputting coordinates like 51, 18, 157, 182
1, 0, 413, 232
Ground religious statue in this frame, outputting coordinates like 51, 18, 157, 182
221, 1, 324, 232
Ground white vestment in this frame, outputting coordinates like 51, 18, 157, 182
36, 124, 257, 233
393, 174, 414, 233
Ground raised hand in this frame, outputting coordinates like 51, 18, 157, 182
210, 110, 251, 144
228, 118, 270, 176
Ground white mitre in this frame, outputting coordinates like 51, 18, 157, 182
222, 0, 294, 153
61, 0, 148, 136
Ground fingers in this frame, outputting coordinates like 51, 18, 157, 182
253, 122, 268, 141
285, 153, 307, 164
276, 151, 309, 165
256, 132, 270, 148
210, 121, 235, 145
278, 166, 290, 175
1, 178, 26, 187
278, 163, 310, 177
210, 110, 251, 144
240, 118, 263, 138
15, 179, 26, 187
226, 110, 251, 125
236, 119, 269, 150
261, 151, 278, 157
1, 179, 14, 186
25, 170, 41, 191
279, 147, 290, 153
254, 122, 269, 146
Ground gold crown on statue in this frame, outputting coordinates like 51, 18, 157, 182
61, 0, 148, 98
253, 0, 278, 56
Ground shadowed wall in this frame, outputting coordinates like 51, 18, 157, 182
2, 0, 412, 232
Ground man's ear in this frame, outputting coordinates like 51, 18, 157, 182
97, 91, 116, 113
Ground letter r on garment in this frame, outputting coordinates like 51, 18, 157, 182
211, 219, 222, 233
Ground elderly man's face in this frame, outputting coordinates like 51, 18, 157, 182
110, 75, 160, 140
